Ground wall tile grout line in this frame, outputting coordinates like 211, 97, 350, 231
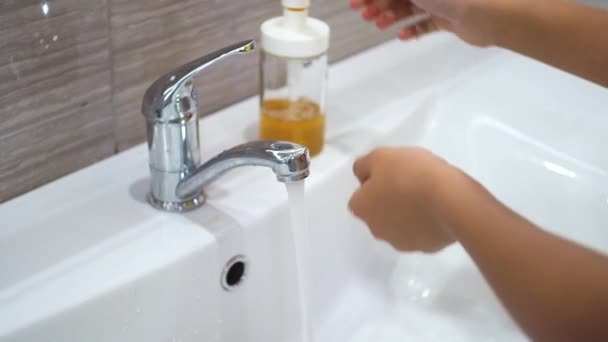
105, 0, 120, 154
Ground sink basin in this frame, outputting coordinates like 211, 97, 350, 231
1, 33, 607, 341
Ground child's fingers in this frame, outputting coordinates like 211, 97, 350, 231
371, 0, 395, 12
398, 27, 417, 40
361, 0, 395, 21
350, 0, 373, 10
362, 4, 381, 20
376, 5, 415, 29
398, 18, 441, 40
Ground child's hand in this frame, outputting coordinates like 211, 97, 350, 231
348, 147, 457, 253
349, 0, 498, 46
350, 0, 419, 30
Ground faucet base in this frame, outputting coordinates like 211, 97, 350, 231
146, 192, 206, 213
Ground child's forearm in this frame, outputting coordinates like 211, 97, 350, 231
434, 169, 608, 341
485, 0, 608, 87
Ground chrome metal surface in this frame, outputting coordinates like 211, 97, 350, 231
177, 141, 310, 199
141, 40, 311, 212
146, 192, 206, 213
141, 40, 255, 210
142, 40, 256, 122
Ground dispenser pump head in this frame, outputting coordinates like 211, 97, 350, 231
261, 0, 329, 58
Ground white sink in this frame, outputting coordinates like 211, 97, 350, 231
1, 33, 607, 341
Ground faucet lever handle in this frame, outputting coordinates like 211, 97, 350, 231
142, 39, 256, 120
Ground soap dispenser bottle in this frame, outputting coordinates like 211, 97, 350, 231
259, 0, 330, 156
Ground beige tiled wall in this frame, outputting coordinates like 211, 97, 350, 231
0, 0, 395, 203
0, 0, 115, 203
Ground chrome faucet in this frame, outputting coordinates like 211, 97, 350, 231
141, 40, 310, 212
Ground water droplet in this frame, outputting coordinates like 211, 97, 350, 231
170, 75, 176, 82
39, 39, 44, 45
44, 44, 49, 49
421, 289, 431, 298
41, 2, 50, 16
52, 35, 58, 41
135, 307, 141, 313
193, 330, 199, 335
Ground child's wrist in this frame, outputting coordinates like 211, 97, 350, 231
464, 0, 521, 47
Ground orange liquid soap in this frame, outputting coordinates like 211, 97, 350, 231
260, 98, 325, 156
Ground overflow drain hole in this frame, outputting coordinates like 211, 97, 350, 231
221, 256, 247, 291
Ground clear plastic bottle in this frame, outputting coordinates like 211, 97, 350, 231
260, 0, 330, 156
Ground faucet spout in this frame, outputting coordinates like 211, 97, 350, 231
176, 141, 310, 199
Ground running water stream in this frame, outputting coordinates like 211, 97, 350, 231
285, 180, 313, 342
